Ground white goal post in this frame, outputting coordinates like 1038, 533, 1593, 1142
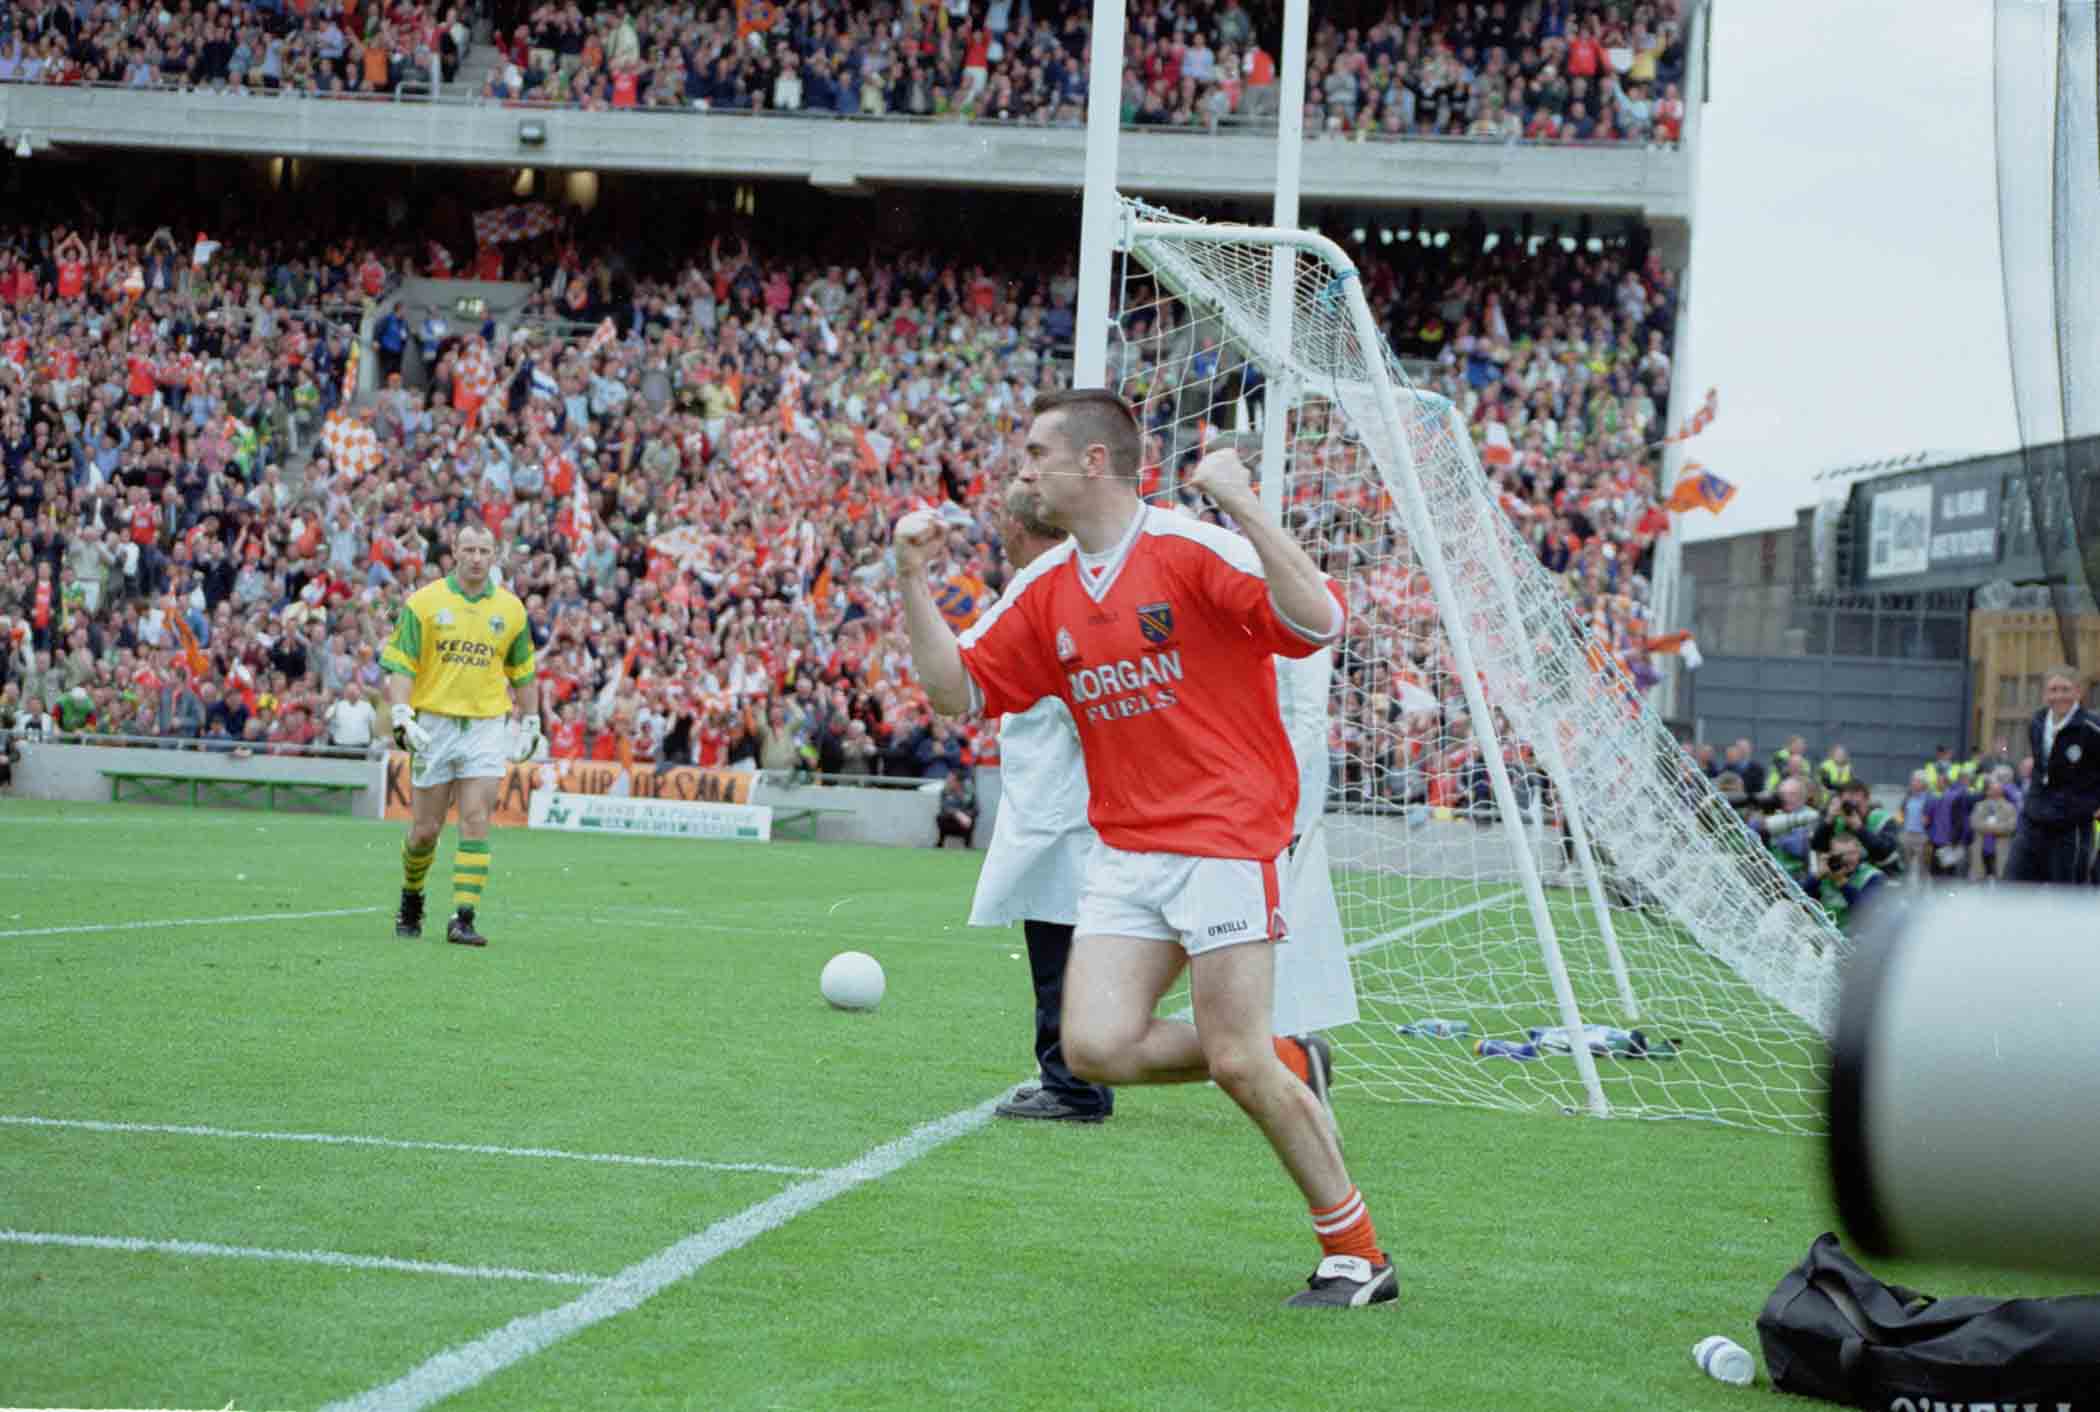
1111, 197, 1848, 1134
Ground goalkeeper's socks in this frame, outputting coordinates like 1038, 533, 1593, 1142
1272, 1035, 1311, 1083
402, 841, 437, 895
453, 839, 490, 912
1311, 1185, 1386, 1266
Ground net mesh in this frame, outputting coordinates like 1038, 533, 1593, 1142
1112, 197, 1846, 1134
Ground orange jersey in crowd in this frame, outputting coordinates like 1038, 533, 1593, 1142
957, 505, 1342, 861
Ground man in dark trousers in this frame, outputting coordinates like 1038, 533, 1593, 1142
2006, 665, 2100, 885
965, 486, 1112, 1123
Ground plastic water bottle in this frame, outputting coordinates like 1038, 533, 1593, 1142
1692, 1335, 1755, 1386
1397, 1019, 1470, 1039
1474, 1039, 1541, 1060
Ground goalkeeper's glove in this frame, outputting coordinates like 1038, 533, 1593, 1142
390, 703, 432, 754
510, 713, 543, 763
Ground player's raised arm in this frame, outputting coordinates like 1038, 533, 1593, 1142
1188, 447, 1340, 642
893, 509, 974, 716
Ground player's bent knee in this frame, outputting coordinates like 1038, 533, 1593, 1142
1062, 1029, 1116, 1084
1200, 1040, 1271, 1099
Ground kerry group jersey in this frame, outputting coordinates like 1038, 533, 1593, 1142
381, 574, 536, 718
957, 506, 1343, 860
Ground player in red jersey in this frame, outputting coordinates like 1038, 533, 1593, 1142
895, 388, 1395, 1310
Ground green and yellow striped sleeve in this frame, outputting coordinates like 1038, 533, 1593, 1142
381, 603, 423, 677
504, 626, 537, 685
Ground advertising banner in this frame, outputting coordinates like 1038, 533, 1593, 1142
526, 790, 774, 842
384, 755, 756, 827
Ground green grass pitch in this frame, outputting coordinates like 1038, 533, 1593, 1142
0, 799, 2079, 1410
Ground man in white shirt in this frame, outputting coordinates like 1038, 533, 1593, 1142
326, 691, 379, 752
968, 487, 1113, 1122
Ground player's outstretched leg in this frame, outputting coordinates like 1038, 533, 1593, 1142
1187, 942, 1396, 1311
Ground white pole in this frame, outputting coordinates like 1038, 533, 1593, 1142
1073, 0, 1127, 389
1537, 732, 1640, 1020
1258, 0, 1310, 520
1649, 0, 1709, 717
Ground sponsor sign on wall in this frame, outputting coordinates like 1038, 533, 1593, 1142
384, 756, 756, 826
526, 790, 773, 842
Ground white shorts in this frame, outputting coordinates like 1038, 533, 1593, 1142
410, 714, 511, 789
1074, 842, 1287, 956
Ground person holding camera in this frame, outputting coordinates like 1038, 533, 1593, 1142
1812, 833, 1887, 933
1811, 779, 1904, 877
2005, 665, 2100, 885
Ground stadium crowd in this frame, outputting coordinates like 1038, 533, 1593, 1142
0, 0, 470, 93
0, 0, 1688, 144
0, 177, 1701, 828
475, 0, 1688, 141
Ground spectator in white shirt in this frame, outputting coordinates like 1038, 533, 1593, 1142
325, 691, 378, 751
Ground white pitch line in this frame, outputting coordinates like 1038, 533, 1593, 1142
0, 907, 384, 940
324, 1096, 1005, 1412
0, 1230, 605, 1286
320, 893, 1521, 1408
1345, 890, 1519, 958
0, 1116, 824, 1178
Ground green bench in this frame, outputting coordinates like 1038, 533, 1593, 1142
102, 769, 363, 815
769, 804, 856, 840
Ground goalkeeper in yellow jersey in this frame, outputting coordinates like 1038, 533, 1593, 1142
380, 523, 540, 947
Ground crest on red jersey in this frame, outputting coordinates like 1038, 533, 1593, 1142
1055, 627, 1078, 662
1137, 601, 1175, 645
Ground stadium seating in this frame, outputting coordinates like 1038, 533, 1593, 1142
0, 0, 1685, 144
0, 194, 1683, 787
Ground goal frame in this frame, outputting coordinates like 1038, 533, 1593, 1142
1118, 208, 1630, 1117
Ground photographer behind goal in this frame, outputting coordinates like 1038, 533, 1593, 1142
1809, 779, 1904, 876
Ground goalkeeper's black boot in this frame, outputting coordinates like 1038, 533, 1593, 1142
394, 889, 425, 939
446, 907, 488, 948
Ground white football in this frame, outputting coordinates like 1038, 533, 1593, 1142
820, 951, 885, 1011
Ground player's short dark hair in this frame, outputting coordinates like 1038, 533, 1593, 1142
1030, 387, 1143, 483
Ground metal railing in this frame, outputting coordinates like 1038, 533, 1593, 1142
8, 730, 379, 760
0, 75, 1680, 151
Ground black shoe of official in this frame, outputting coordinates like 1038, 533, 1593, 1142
995, 1087, 1108, 1123
1285, 1255, 1399, 1309
394, 889, 425, 939
1288, 1032, 1342, 1148
446, 907, 487, 948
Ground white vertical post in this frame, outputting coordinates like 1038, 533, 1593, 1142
1073, 0, 1127, 389
1648, 0, 1709, 718
1343, 295, 1608, 1118
1432, 398, 1640, 1022
1536, 732, 1640, 1020
1258, 0, 1309, 519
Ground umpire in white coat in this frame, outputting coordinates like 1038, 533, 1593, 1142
968, 486, 1114, 1122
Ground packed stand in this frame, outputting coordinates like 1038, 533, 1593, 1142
0, 0, 471, 93
0, 216, 406, 762
469, 0, 1685, 142
3, 206, 1695, 824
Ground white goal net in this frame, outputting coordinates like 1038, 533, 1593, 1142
1111, 198, 1845, 1135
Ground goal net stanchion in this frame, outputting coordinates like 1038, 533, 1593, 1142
1423, 393, 1639, 1024
1111, 197, 1848, 1134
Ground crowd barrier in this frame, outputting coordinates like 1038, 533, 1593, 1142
8, 741, 954, 848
